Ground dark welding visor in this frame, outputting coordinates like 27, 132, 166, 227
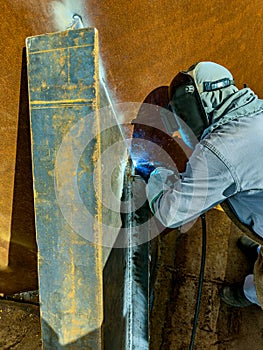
167, 71, 209, 140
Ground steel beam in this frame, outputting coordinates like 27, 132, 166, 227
103, 161, 150, 350
26, 26, 151, 349
26, 28, 103, 348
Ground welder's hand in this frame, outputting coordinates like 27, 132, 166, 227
147, 167, 178, 191
135, 162, 155, 183
146, 166, 180, 213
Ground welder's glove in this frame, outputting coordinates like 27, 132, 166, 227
135, 162, 156, 183
146, 167, 180, 213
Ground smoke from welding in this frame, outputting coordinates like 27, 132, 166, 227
51, 0, 87, 31
50, 0, 128, 125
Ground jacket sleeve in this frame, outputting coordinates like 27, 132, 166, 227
146, 143, 238, 228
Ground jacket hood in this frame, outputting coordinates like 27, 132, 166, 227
189, 61, 238, 118
189, 62, 263, 138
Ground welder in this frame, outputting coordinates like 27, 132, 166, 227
139, 61, 263, 308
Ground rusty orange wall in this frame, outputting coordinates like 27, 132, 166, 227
0, 1, 53, 269
0, 0, 262, 275
86, 0, 263, 101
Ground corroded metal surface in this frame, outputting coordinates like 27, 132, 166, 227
26, 28, 103, 348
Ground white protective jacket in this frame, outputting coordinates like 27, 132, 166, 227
146, 88, 263, 238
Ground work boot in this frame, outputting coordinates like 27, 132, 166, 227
220, 283, 253, 307
237, 235, 259, 263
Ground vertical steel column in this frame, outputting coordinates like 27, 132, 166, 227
26, 28, 103, 348
123, 160, 149, 350
103, 158, 149, 349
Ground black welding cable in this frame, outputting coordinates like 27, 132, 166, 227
189, 214, 207, 350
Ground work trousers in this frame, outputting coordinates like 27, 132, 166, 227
244, 246, 263, 309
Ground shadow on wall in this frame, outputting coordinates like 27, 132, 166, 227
132, 85, 188, 173
0, 48, 38, 294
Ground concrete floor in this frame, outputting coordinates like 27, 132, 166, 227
151, 209, 263, 349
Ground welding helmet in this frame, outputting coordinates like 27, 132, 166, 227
165, 62, 235, 140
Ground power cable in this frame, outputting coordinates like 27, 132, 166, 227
189, 214, 207, 350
